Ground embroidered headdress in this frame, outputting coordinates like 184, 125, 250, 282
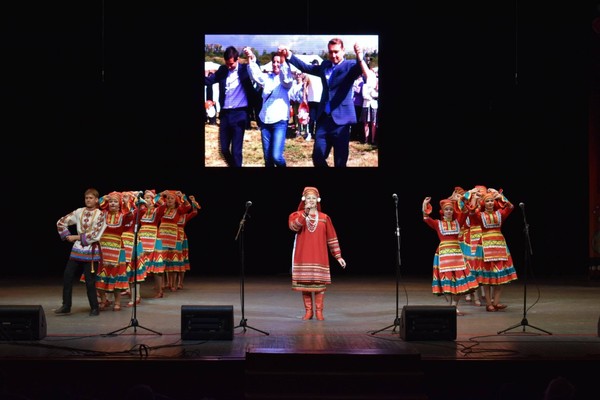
162, 190, 181, 207
439, 199, 454, 210
438, 198, 455, 218
142, 189, 156, 205
297, 186, 322, 211
480, 191, 499, 211
107, 191, 122, 201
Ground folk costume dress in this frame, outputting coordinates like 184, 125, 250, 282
461, 217, 484, 284
423, 201, 479, 296
288, 207, 342, 293
94, 193, 135, 292
137, 193, 165, 276
462, 185, 488, 284
470, 197, 519, 286
156, 191, 192, 275
121, 191, 140, 284
177, 197, 201, 274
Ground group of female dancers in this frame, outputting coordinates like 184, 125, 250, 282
422, 185, 518, 315
93, 189, 200, 311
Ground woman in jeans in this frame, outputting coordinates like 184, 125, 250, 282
245, 47, 294, 167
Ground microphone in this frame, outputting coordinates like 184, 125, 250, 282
135, 191, 146, 205
246, 201, 253, 207
519, 202, 529, 226
392, 193, 398, 201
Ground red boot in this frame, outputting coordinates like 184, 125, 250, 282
302, 292, 313, 320
315, 292, 325, 321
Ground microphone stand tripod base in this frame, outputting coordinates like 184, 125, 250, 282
497, 318, 552, 335
371, 317, 402, 335
234, 318, 270, 335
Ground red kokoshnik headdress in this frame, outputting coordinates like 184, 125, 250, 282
297, 186, 322, 212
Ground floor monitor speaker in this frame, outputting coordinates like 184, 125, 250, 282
0, 305, 47, 340
400, 305, 456, 341
181, 305, 234, 340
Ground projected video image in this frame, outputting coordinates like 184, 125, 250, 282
204, 34, 379, 168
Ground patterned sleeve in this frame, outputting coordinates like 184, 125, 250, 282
288, 211, 306, 232
325, 216, 342, 259
57, 209, 78, 240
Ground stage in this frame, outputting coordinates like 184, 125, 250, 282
1, 274, 599, 400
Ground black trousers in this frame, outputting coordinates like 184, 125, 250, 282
62, 258, 99, 310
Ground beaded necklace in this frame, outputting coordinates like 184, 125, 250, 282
306, 211, 319, 233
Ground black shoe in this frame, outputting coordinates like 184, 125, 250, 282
89, 308, 99, 316
54, 306, 71, 314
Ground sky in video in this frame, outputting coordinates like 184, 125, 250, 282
205, 35, 379, 56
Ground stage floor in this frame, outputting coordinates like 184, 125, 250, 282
1, 274, 599, 399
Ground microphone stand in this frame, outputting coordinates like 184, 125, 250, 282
107, 195, 162, 336
498, 203, 551, 335
371, 195, 402, 334
234, 202, 269, 335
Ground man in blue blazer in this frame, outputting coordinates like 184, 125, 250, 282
205, 46, 262, 167
279, 38, 369, 167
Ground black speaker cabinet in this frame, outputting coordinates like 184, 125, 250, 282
181, 305, 234, 340
0, 305, 47, 340
400, 305, 456, 341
